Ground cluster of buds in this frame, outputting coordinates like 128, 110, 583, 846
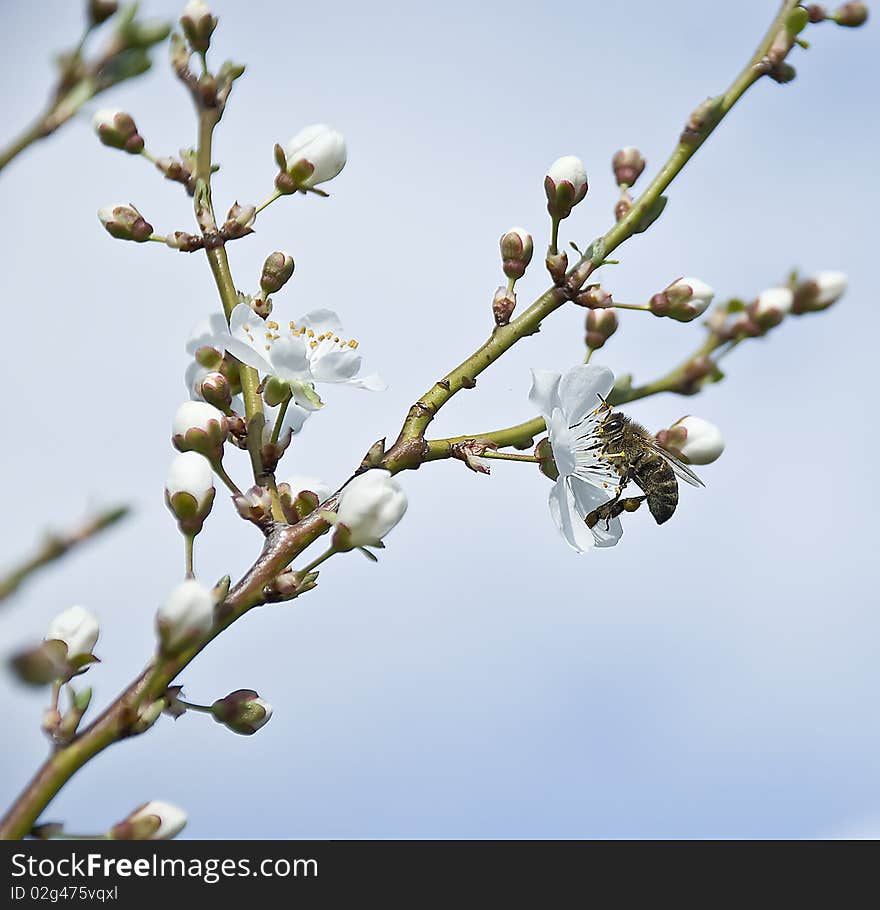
275, 124, 347, 194
657, 416, 725, 465
649, 277, 715, 322
155, 580, 215, 655
330, 470, 408, 553
716, 272, 847, 340
98, 203, 153, 242
585, 309, 618, 350
209, 689, 273, 735
110, 801, 187, 840
92, 110, 144, 154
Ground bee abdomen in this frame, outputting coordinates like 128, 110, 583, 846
634, 459, 679, 525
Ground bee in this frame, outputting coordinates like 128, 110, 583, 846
585, 402, 704, 530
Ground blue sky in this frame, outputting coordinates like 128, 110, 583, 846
0, 0, 878, 839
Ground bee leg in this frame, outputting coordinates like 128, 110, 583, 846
618, 496, 646, 514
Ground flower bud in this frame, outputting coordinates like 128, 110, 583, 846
805, 4, 827, 21
499, 227, 534, 281
156, 579, 215, 654
45, 606, 99, 662
283, 124, 347, 190
681, 96, 723, 145
88, 0, 119, 25
221, 201, 255, 239
262, 376, 291, 408
650, 276, 714, 322
661, 416, 725, 465
792, 271, 848, 313
545, 249, 568, 286
110, 801, 187, 841
278, 474, 331, 523
750, 286, 793, 329
492, 286, 516, 326
180, 0, 217, 53
172, 401, 228, 460
165, 452, 215, 536
832, 2, 869, 25
92, 109, 144, 154
544, 155, 588, 220
575, 284, 613, 309
585, 308, 618, 349
612, 147, 646, 188
97, 203, 153, 242
232, 485, 273, 525
333, 469, 407, 550
260, 251, 295, 295
210, 689, 273, 735
198, 372, 232, 410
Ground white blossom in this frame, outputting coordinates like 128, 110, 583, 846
172, 401, 227, 437
813, 271, 848, 308
285, 124, 347, 188
121, 800, 188, 840
754, 286, 793, 318
195, 304, 385, 412
45, 606, 99, 660
165, 451, 214, 502
667, 416, 725, 465
529, 364, 624, 552
668, 276, 715, 316
335, 469, 407, 548
156, 580, 215, 652
547, 156, 588, 196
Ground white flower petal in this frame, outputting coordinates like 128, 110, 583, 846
298, 309, 344, 336
310, 348, 362, 383
558, 364, 614, 425
570, 476, 623, 548
268, 335, 311, 382
528, 369, 562, 420
186, 313, 228, 355
345, 372, 387, 391
548, 479, 595, 553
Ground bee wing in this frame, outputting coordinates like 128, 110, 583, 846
645, 438, 705, 487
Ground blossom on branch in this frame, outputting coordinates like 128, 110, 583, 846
529, 364, 624, 552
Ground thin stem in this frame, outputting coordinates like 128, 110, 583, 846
0, 119, 48, 173
178, 700, 213, 714
479, 451, 540, 464
255, 190, 282, 216
295, 547, 336, 578
184, 533, 195, 579
270, 396, 291, 445
212, 460, 243, 497
584, 347, 594, 364
0, 506, 129, 604
549, 218, 560, 255
611, 302, 651, 312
